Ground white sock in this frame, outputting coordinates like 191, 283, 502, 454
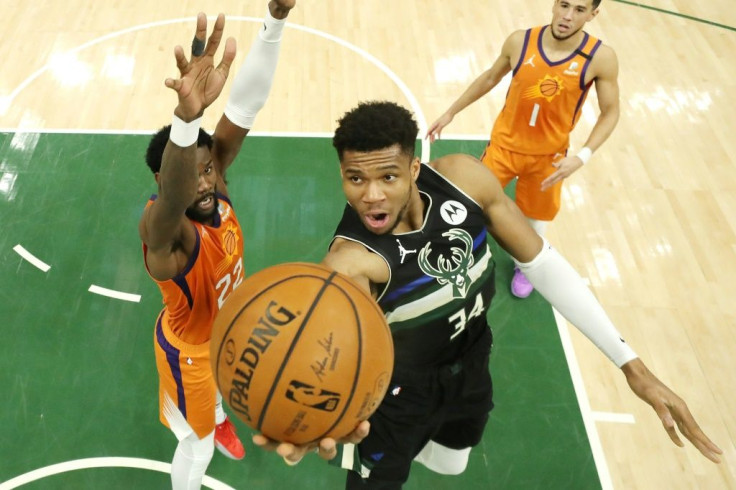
414, 441, 471, 475
171, 431, 215, 490
215, 390, 226, 425
528, 218, 549, 237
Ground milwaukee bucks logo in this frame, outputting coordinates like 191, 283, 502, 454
418, 228, 474, 298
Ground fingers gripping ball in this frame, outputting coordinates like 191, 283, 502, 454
211, 262, 394, 444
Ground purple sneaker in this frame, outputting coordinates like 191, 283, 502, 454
511, 267, 533, 298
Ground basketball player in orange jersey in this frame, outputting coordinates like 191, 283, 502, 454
139, 2, 298, 488
427, 0, 616, 299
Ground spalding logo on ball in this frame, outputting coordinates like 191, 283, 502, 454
210, 262, 394, 444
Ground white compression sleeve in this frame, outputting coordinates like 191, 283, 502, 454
516, 239, 638, 367
223, 9, 286, 129
171, 431, 215, 490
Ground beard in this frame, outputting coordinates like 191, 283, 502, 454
185, 192, 219, 224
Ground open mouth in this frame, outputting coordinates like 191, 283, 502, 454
198, 194, 215, 211
364, 212, 390, 230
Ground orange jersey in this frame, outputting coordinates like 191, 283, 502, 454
491, 26, 602, 155
143, 193, 245, 345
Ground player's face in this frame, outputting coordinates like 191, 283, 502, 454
185, 146, 219, 224
550, 0, 598, 40
340, 144, 420, 235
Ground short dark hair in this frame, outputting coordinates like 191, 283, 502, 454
592, 0, 602, 8
332, 101, 418, 161
144, 125, 214, 174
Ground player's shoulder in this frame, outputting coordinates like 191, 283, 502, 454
428, 153, 480, 177
589, 42, 618, 77
428, 154, 499, 205
504, 29, 528, 50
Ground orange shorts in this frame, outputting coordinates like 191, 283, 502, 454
154, 310, 216, 439
480, 143, 564, 221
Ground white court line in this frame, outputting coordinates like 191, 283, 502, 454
592, 411, 636, 424
3, 16, 429, 161
0, 457, 234, 490
13, 244, 50, 272
0, 128, 336, 138
88, 285, 141, 303
552, 308, 614, 490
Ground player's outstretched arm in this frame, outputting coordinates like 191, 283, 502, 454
425, 31, 520, 143
434, 154, 723, 463
212, 0, 296, 177
139, 13, 236, 280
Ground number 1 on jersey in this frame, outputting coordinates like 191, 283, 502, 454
529, 103, 540, 127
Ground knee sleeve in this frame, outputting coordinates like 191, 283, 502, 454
414, 441, 471, 475
171, 431, 215, 490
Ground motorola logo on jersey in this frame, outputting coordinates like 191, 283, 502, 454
439, 200, 468, 225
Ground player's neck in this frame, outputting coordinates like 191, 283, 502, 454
543, 26, 585, 54
394, 188, 426, 234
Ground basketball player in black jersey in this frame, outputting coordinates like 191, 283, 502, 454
254, 101, 721, 487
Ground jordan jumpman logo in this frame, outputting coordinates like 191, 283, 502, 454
396, 239, 417, 264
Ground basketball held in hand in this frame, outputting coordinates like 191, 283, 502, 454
210, 262, 394, 444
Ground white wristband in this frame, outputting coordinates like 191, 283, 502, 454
576, 146, 593, 165
169, 115, 202, 147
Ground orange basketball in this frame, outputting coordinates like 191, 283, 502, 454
210, 262, 394, 444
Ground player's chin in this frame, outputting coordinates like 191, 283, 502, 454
363, 219, 393, 235
185, 206, 217, 223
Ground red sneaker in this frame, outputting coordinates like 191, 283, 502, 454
214, 417, 245, 460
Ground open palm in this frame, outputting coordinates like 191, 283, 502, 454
165, 13, 236, 121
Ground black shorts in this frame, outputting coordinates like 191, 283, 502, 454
345, 328, 494, 489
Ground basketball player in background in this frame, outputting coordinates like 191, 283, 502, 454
255, 100, 721, 488
427, 0, 617, 299
139, 2, 296, 488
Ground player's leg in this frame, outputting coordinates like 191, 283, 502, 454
340, 374, 444, 489
511, 153, 561, 298
480, 142, 516, 189
155, 318, 222, 489
415, 335, 493, 475
414, 441, 472, 475
171, 429, 216, 490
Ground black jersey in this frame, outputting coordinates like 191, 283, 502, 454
330, 163, 496, 367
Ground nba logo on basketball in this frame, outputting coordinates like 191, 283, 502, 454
285, 380, 341, 412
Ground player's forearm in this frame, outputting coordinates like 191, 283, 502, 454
582, 104, 619, 153
516, 239, 638, 367
158, 116, 200, 211
445, 69, 500, 118
224, 9, 286, 130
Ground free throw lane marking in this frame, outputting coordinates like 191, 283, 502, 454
88, 285, 141, 302
13, 244, 51, 272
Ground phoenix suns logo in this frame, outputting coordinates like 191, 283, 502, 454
523, 74, 564, 102
418, 228, 474, 298
216, 223, 240, 276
